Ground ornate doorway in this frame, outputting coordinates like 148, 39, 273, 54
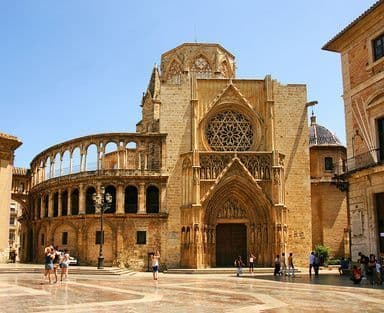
216, 223, 246, 267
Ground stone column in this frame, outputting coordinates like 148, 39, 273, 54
116, 184, 125, 214
79, 184, 85, 214
67, 188, 72, 216
138, 183, 146, 214
48, 193, 53, 217
58, 190, 62, 216
40, 197, 44, 218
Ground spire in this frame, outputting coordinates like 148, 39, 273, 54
147, 64, 161, 100
310, 110, 316, 125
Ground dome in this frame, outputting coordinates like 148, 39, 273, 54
309, 114, 342, 146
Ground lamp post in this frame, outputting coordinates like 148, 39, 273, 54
92, 187, 112, 269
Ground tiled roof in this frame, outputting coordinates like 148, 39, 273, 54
13, 167, 29, 175
309, 115, 343, 147
323, 0, 383, 51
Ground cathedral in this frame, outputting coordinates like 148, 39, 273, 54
4, 43, 348, 269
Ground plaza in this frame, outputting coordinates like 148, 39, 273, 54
0, 267, 383, 312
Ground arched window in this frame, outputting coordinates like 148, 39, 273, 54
86, 187, 96, 214
53, 192, 59, 217
86, 144, 98, 171
61, 191, 68, 216
146, 185, 159, 213
44, 195, 48, 217
167, 60, 182, 84
125, 186, 138, 213
71, 189, 79, 215
104, 185, 116, 213
37, 197, 41, 219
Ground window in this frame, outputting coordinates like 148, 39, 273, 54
373, 34, 384, 61
324, 157, 333, 171
146, 186, 159, 213
62, 232, 68, 245
9, 216, 15, 225
95, 231, 104, 244
378, 117, 384, 161
9, 230, 15, 241
136, 231, 146, 245
41, 234, 45, 246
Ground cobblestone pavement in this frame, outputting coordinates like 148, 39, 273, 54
0, 271, 383, 312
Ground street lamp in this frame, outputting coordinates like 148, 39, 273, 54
92, 187, 112, 269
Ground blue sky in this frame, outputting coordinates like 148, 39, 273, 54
0, 0, 377, 168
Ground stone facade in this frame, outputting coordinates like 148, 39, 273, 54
12, 43, 322, 269
323, 1, 384, 260
0, 133, 22, 263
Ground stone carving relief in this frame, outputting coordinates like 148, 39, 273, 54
217, 199, 246, 219
200, 153, 271, 180
192, 55, 212, 79
167, 60, 182, 84
205, 110, 253, 151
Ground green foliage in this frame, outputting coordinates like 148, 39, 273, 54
314, 244, 331, 264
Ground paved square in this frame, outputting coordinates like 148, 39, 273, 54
0, 272, 383, 312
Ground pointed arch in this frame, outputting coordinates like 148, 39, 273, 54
166, 59, 182, 84
191, 54, 212, 79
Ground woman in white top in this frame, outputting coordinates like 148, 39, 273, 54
151, 250, 160, 280
60, 249, 70, 281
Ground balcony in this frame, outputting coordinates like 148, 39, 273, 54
345, 148, 383, 173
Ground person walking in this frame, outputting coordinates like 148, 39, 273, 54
374, 257, 382, 285
309, 252, 315, 276
249, 254, 255, 274
287, 252, 295, 277
274, 255, 281, 276
314, 253, 320, 276
234, 256, 244, 277
60, 249, 70, 282
41, 246, 54, 284
151, 250, 160, 280
280, 252, 287, 276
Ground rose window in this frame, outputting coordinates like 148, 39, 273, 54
205, 111, 253, 151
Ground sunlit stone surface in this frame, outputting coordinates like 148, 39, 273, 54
0, 271, 383, 312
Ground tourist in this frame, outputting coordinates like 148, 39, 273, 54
351, 265, 362, 284
367, 254, 376, 285
287, 253, 295, 277
338, 257, 349, 275
309, 251, 315, 276
249, 253, 255, 273
273, 255, 280, 276
358, 252, 369, 278
41, 246, 54, 284
60, 249, 70, 282
51, 246, 61, 283
374, 257, 382, 285
151, 250, 160, 280
234, 256, 244, 277
280, 252, 287, 276
314, 253, 320, 276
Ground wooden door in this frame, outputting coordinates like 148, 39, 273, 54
216, 223, 246, 267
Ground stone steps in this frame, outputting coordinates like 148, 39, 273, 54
166, 267, 278, 274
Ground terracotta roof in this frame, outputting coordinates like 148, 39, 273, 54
13, 167, 29, 175
323, 0, 383, 51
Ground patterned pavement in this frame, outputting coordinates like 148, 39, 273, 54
0, 270, 383, 312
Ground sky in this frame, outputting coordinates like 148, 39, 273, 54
0, 0, 378, 168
